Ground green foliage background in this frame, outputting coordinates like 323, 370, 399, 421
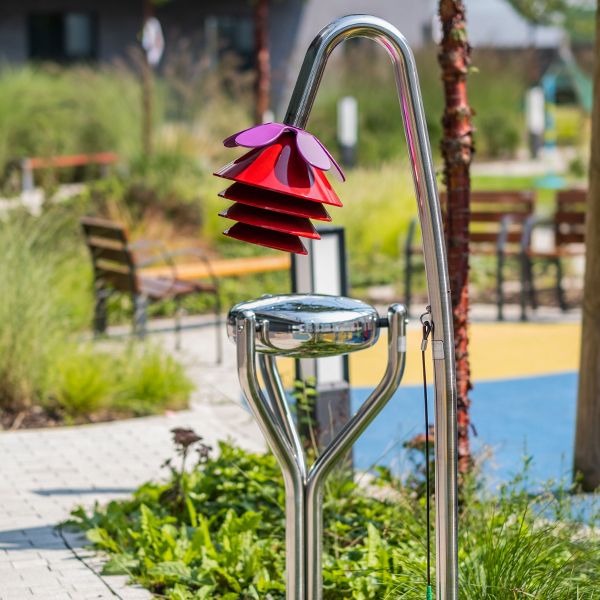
72, 442, 600, 600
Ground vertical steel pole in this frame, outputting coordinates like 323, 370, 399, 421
284, 15, 458, 600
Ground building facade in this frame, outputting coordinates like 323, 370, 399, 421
0, 0, 563, 115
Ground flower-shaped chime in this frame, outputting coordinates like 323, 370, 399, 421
214, 123, 345, 254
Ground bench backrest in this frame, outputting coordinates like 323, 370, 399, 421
555, 189, 586, 248
80, 217, 138, 295
441, 190, 535, 247
26, 152, 119, 170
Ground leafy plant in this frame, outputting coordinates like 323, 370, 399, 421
71, 437, 600, 600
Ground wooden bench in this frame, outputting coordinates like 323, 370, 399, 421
80, 216, 222, 360
22, 152, 119, 192
405, 190, 536, 320
522, 189, 586, 315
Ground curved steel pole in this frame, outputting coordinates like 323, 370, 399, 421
259, 352, 308, 481
284, 15, 458, 600
236, 313, 306, 600
306, 304, 407, 599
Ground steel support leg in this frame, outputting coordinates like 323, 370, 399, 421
236, 306, 406, 600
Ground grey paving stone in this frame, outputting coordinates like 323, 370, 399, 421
0, 322, 261, 599
0, 592, 34, 600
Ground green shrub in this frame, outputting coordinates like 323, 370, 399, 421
114, 346, 193, 415
54, 346, 115, 417
0, 65, 145, 190
52, 344, 193, 419
0, 209, 193, 424
555, 106, 584, 145
477, 112, 521, 159
0, 209, 87, 414
72, 439, 600, 600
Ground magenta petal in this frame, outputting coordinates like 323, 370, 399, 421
296, 131, 331, 170
235, 123, 286, 148
315, 138, 345, 182
223, 134, 240, 147
223, 128, 251, 148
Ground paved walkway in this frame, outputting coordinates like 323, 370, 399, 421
0, 323, 262, 600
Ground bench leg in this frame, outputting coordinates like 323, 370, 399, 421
519, 254, 529, 322
133, 294, 148, 339
555, 258, 567, 312
496, 251, 505, 321
520, 253, 538, 321
93, 288, 110, 336
527, 258, 539, 311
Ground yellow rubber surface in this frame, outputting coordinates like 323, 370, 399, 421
277, 322, 581, 387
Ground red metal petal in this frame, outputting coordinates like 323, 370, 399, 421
223, 222, 308, 255
220, 203, 320, 239
214, 133, 343, 207
219, 183, 332, 221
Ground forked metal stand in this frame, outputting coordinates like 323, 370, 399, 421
231, 14, 458, 600
229, 295, 407, 600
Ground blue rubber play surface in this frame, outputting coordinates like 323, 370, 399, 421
352, 372, 578, 488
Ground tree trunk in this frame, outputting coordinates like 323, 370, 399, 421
574, 3, 600, 491
254, 0, 271, 124
438, 0, 474, 475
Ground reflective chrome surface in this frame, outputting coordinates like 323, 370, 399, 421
285, 15, 458, 600
234, 302, 406, 600
305, 304, 406, 598
227, 294, 379, 357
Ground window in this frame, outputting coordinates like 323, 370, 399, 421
28, 12, 97, 61
204, 16, 255, 69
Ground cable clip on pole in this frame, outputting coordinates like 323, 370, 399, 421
420, 305, 433, 351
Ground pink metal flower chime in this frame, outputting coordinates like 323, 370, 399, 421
214, 122, 345, 254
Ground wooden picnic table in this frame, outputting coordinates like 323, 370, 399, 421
141, 254, 291, 281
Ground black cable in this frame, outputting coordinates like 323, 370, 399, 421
421, 340, 431, 589
420, 310, 433, 598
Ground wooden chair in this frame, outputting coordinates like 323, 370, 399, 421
80, 216, 222, 361
521, 189, 586, 316
404, 190, 536, 320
